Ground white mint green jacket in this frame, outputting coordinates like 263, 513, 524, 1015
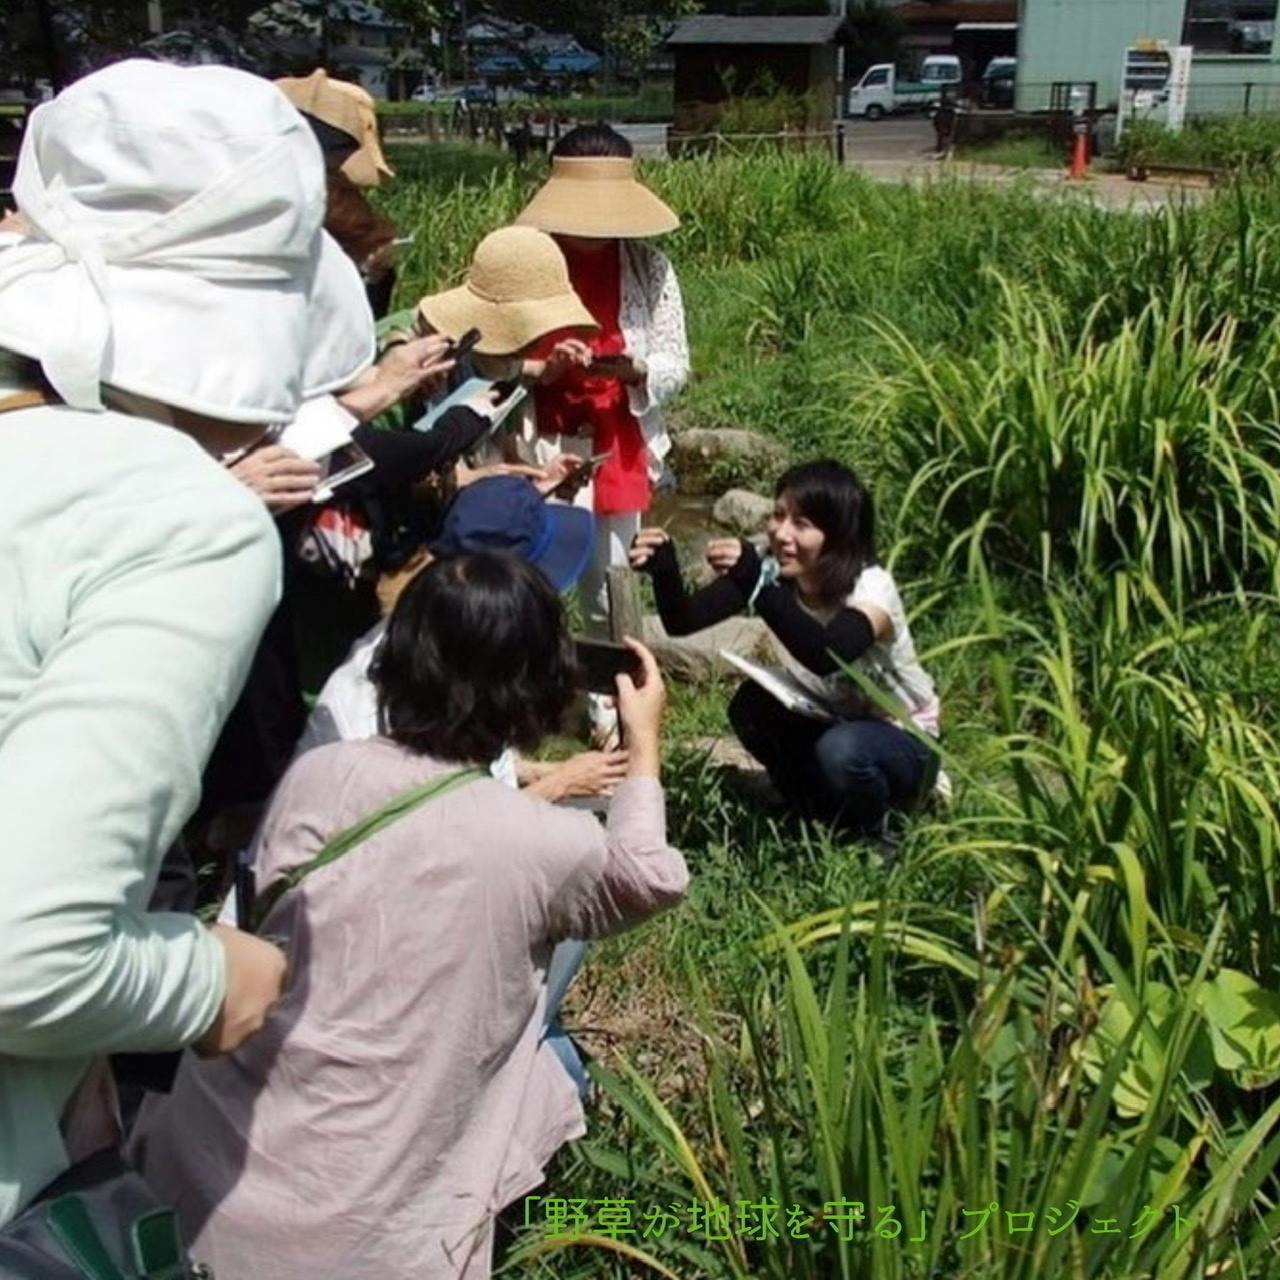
0, 395, 279, 1224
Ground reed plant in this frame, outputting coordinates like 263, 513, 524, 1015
373, 146, 1280, 1279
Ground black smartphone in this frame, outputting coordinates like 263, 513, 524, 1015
575, 637, 642, 694
451, 327, 482, 361
590, 354, 631, 375
547, 449, 613, 501
233, 848, 256, 932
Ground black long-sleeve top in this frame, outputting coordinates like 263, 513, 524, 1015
349, 406, 490, 494
643, 539, 877, 677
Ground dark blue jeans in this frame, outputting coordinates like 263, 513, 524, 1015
728, 681, 937, 833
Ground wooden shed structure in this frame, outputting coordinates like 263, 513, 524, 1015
666, 15, 849, 132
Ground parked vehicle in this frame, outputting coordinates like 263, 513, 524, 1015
410, 83, 497, 106
980, 57, 1017, 109
847, 62, 949, 120
919, 55, 962, 87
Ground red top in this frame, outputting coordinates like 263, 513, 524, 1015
533, 239, 650, 515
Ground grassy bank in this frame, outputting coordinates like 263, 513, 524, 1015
1118, 115, 1280, 173
377, 147, 1280, 1279
954, 134, 1065, 170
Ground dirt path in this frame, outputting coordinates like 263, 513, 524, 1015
848, 155, 1215, 212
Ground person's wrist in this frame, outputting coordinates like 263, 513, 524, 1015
337, 375, 395, 423
625, 734, 660, 777
644, 538, 677, 575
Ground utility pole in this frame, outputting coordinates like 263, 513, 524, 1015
834, 0, 848, 99
34, 0, 66, 91
460, 0, 469, 82
147, 1, 164, 35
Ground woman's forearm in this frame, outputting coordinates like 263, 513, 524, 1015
648, 542, 745, 636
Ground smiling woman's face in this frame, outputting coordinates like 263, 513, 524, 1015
767, 490, 825, 581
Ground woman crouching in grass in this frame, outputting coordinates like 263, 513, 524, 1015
630, 459, 941, 838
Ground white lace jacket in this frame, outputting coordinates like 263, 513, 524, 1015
618, 240, 690, 481
517, 241, 689, 484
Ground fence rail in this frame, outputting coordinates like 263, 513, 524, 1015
1185, 82, 1280, 118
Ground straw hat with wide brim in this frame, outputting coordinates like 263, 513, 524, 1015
417, 226, 598, 357
277, 69, 395, 189
515, 157, 679, 239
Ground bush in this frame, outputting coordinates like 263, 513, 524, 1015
1117, 116, 1280, 173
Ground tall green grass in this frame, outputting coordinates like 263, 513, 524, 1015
869, 278, 1280, 601
376, 147, 1280, 1279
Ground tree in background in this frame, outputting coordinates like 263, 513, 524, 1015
487, 0, 699, 80
844, 0, 904, 76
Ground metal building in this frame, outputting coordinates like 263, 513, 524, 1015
1019, 0, 1280, 115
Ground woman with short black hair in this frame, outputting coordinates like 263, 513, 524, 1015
133, 551, 686, 1280
632, 460, 941, 836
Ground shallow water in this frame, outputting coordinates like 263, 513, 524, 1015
649, 490, 716, 557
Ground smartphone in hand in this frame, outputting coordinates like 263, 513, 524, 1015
450, 327, 483, 362
575, 637, 643, 694
547, 449, 613, 501
590, 354, 633, 379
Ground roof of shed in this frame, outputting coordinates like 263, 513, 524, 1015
666, 15, 846, 46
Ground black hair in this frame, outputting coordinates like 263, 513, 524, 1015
552, 123, 633, 159
774, 459, 877, 603
372, 551, 578, 764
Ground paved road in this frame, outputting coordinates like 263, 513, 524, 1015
615, 117, 939, 163
841, 116, 939, 165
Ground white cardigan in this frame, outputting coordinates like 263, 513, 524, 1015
618, 240, 690, 481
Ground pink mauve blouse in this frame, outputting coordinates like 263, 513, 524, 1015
130, 739, 687, 1280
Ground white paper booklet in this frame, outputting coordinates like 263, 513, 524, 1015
719, 650, 837, 723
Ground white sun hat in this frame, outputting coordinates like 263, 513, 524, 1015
0, 59, 375, 425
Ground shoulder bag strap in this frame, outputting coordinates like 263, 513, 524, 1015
251, 766, 486, 932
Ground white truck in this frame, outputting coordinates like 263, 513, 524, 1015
846, 55, 961, 120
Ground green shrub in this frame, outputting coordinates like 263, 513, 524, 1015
1117, 116, 1280, 173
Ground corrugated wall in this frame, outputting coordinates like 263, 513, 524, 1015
1018, 0, 1186, 106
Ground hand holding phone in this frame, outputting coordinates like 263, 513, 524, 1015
575, 637, 644, 694
450, 327, 483, 362
547, 448, 613, 500
613, 638, 665, 778
310, 440, 375, 503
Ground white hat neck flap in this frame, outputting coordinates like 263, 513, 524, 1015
0, 60, 373, 423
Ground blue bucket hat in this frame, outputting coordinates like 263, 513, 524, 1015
430, 476, 595, 593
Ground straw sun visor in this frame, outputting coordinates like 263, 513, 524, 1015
515, 157, 679, 240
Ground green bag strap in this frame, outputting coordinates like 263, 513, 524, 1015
45, 1197, 126, 1280
252, 766, 485, 932
46, 1196, 192, 1280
